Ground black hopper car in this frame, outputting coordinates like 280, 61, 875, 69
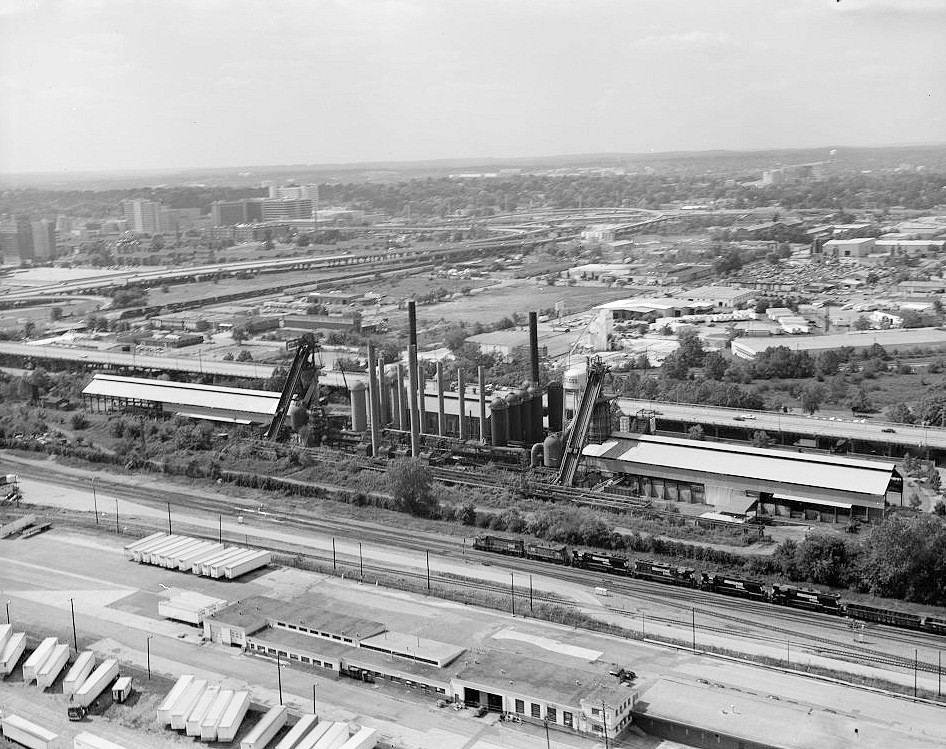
472, 534, 946, 638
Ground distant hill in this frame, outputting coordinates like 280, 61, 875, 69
2, 143, 944, 191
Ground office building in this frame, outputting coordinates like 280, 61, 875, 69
30, 219, 56, 260
0, 215, 34, 265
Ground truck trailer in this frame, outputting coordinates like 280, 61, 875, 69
240, 704, 288, 749
73, 732, 130, 749
23, 637, 59, 683
215, 690, 251, 743
287, 722, 331, 749
62, 651, 95, 697
156, 674, 194, 725
69, 658, 119, 716
185, 685, 220, 737
199, 689, 234, 742
0, 631, 27, 675
225, 550, 272, 579
274, 715, 319, 749
122, 532, 166, 560
36, 643, 70, 689
169, 678, 208, 730
1, 714, 59, 749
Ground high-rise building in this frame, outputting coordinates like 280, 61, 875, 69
261, 198, 315, 222
30, 219, 56, 260
122, 199, 171, 234
211, 199, 265, 226
0, 215, 34, 265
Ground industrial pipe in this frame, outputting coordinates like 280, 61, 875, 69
366, 342, 381, 455
458, 369, 467, 441
437, 361, 446, 436
478, 365, 488, 444
407, 343, 421, 457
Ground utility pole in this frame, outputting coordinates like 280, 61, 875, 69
312, 682, 317, 715
529, 575, 534, 613
691, 608, 696, 653
332, 538, 337, 571
544, 719, 551, 749
915, 649, 919, 700
147, 635, 153, 679
91, 477, 98, 525
69, 598, 78, 652
359, 542, 364, 581
601, 701, 609, 749
114, 499, 120, 534
277, 653, 283, 705
4, 601, 9, 625
167, 502, 172, 535
510, 573, 515, 617
218, 515, 222, 544
426, 551, 431, 592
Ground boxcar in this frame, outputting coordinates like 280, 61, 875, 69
572, 551, 630, 575
525, 543, 569, 565
844, 603, 923, 630
701, 574, 767, 601
633, 560, 695, 587
472, 535, 524, 557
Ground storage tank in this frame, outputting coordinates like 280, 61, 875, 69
563, 364, 588, 420
349, 381, 368, 432
288, 402, 308, 431
504, 392, 521, 445
518, 387, 533, 444
489, 397, 508, 447
546, 381, 564, 432
543, 433, 564, 469
527, 383, 542, 441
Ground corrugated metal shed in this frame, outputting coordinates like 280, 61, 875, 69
583, 434, 896, 497
83, 374, 279, 416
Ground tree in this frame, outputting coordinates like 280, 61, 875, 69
444, 324, 468, 355
231, 325, 248, 344
389, 458, 438, 518
792, 533, 860, 587
800, 383, 826, 415
676, 327, 705, 368
852, 315, 872, 331
702, 351, 727, 380
49, 306, 63, 322
861, 515, 946, 604
751, 430, 772, 448
660, 351, 690, 381
237, 349, 253, 362
686, 424, 705, 440
848, 388, 875, 414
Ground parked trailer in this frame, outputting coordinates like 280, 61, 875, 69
305, 721, 349, 749
203, 547, 252, 577
185, 686, 220, 737
0, 624, 10, 655
73, 731, 130, 749
292, 722, 333, 749
131, 534, 179, 563
23, 637, 59, 683
224, 550, 272, 580
36, 644, 70, 689
169, 678, 208, 730
197, 549, 244, 577
186, 545, 229, 573
62, 652, 95, 697
157, 674, 194, 725
122, 532, 166, 560
0, 513, 36, 538
71, 658, 120, 709
241, 704, 288, 749
199, 688, 234, 742
1, 631, 27, 675
274, 715, 320, 749
215, 690, 250, 743
338, 726, 377, 749
164, 538, 211, 568
176, 542, 222, 571
1, 713, 59, 749
209, 549, 258, 579
111, 676, 133, 703
158, 592, 227, 626
155, 538, 204, 568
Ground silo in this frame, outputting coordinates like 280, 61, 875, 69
350, 380, 368, 432
518, 387, 533, 444
527, 383, 542, 441
546, 381, 564, 432
543, 433, 564, 469
563, 363, 588, 422
490, 397, 508, 447
505, 392, 522, 445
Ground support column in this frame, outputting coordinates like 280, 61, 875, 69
437, 361, 446, 437
408, 344, 421, 457
366, 342, 381, 455
394, 363, 406, 430
458, 369, 467, 441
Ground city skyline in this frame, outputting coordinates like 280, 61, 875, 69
1, 0, 944, 175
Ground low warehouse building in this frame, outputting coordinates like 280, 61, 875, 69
731, 327, 946, 360
581, 433, 901, 523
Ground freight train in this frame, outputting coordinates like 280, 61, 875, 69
472, 534, 946, 637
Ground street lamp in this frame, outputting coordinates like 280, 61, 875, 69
276, 653, 284, 705
91, 477, 98, 525
5, 600, 10, 625
69, 598, 78, 651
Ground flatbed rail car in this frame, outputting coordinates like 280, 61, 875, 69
633, 560, 695, 586
771, 585, 841, 614
844, 603, 924, 631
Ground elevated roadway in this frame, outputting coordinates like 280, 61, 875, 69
616, 398, 946, 454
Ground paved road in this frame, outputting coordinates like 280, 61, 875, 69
617, 398, 946, 452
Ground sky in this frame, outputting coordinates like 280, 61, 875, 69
0, 0, 944, 174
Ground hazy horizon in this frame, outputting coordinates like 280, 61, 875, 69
2, 0, 944, 176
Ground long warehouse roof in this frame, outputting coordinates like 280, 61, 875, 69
83, 374, 280, 416
583, 433, 897, 496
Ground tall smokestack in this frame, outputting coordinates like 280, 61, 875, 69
529, 311, 540, 386
408, 300, 418, 349
407, 344, 421, 457
458, 369, 467, 440
478, 365, 488, 443
394, 363, 406, 430
377, 358, 389, 425
366, 342, 381, 455
408, 300, 426, 434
